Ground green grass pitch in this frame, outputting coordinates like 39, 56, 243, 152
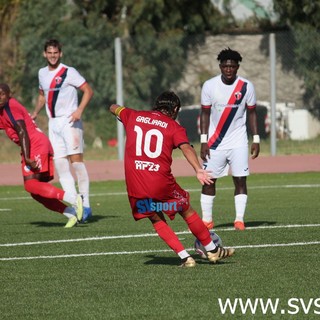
0, 172, 320, 319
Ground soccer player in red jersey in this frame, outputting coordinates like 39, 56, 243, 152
0, 83, 83, 228
110, 91, 235, 267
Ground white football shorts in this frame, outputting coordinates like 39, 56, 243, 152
202, 146, 249, 178
48, 116, 84, 159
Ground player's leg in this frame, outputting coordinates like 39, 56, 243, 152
228, 146, 250, 230
149, 212, 196, 267
54, 157, 78, 196
168, 189, 215, 250
180, 206, 235, 263
31, 193, 80, 228
128, 195, 194, 267
21, 149, 77, 206
24, 178, 83, 225
49, 119, 78, 198
200, 149, 228, 229
233, 176, 248, 230
201, 182, 216, 229
181, 206, 215, 250
31, 193, 67, 213
65, 121, 92, 222
70, 155, 91, 221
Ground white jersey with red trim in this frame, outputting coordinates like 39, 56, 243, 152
38, 63, 86, 118
201, 75, 256, 150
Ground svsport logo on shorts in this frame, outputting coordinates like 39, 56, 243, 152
136, 199, 178, 213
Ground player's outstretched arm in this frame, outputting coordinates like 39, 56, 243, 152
248, 108, 260, 159
31, 90, 46, 120
70, 83, 94, 123
180, 143, 213, 185
15, 120, 38, 170
109, 104, 121, 115
109, 104, 125, 122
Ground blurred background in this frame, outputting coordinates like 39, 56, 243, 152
0, 0, 319, 156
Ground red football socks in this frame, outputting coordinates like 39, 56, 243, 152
153, 220, 185, 254
31, 194, 67, 214
24, 179, 65, 200
185, 212, 212, 246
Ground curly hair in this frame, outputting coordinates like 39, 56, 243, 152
0, 83, 10, 95
153, 91, 181, 117
44, 39, 62, 52
217, 48, 242, 63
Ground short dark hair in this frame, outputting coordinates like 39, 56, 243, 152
217, 48, 242, 63
44, 39, 62, 52
153, 91, 181, 116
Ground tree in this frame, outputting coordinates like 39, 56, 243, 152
273, 0, 320, 118
0, 0, 20, 94
1, 0, 230, 141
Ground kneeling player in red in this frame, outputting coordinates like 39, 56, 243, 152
109, 91, 235, 267
0, 83, 83, 227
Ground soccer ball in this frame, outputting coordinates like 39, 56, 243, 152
194, 231, 223, 259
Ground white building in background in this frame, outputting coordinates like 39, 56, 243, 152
211, 0, 278, 22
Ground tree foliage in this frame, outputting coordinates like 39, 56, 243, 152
273, 0, 320, 118
0, 0, 229, 140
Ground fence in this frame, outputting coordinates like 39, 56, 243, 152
115, 31, 319, 158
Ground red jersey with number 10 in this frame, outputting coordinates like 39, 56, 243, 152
117, 108, 189, 199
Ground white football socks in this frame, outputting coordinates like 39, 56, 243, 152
204, 241, 216, 251
234, 194, 248, 222
62, 192, 77, 207
200, 194, 215, 222
72, 162, 90, 208
177, 250, 190, 259
54, 157, 77, 196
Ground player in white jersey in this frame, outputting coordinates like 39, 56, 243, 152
31, 39, 94, 223
199, 48, 260, 231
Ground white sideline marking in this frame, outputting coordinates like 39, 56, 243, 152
0, 183, 319, 201
1, 241, 320, 261
0, 224, 320, 261
0, 209, 11, 211
1, 223, 320, 247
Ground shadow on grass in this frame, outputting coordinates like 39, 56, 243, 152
144, 254, 235, 266
215, 220, 277, 228
30, 214, 110, 227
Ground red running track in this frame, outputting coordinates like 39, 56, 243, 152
0, 154, 319, 186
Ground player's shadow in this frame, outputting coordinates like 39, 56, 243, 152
144, 254, 235, 266
215, 220, 277, 228
144, 255, 181, 266
30, 214, 111, 227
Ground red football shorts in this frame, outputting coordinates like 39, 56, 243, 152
128, 187, 191, 221
21, 152, 54, 180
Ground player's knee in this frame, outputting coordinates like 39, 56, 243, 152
202, 183, 215, 194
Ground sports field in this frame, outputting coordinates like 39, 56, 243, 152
1, 172, 320, 319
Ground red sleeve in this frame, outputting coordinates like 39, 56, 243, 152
172, 122, 190, 148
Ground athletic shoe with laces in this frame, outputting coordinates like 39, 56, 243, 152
207, 246, 235, 263
74, 194, 83, 222
202, 220, 214, 230
82, 207, 92, 223
234, 221, 245, 231
64, 215, 78, 228
180, 256, 196, 268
